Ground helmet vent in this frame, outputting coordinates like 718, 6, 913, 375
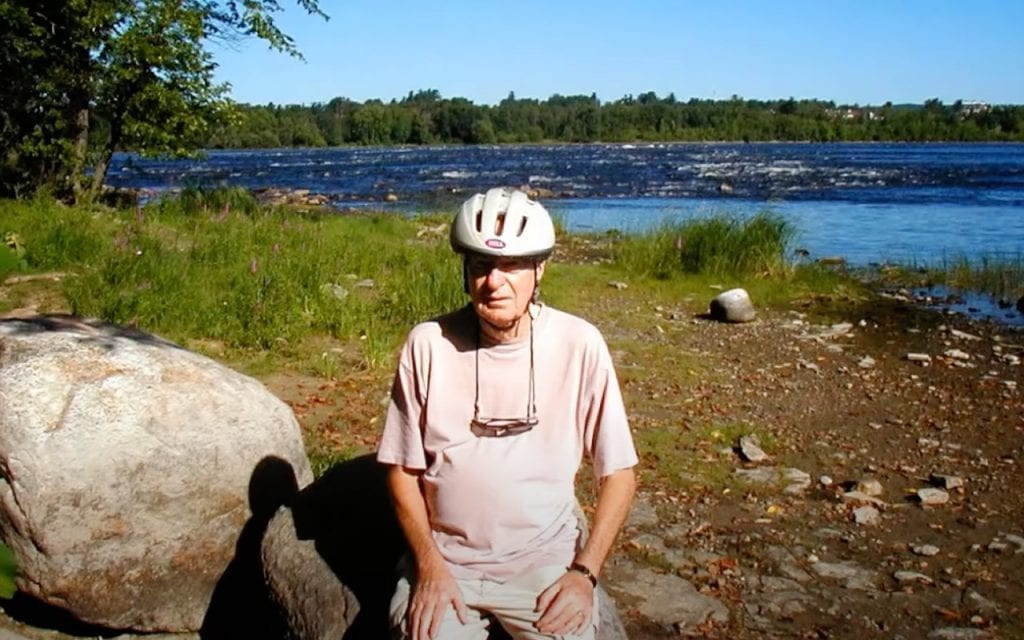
517, 217, 528, 237
495, 213, 507, 235
475, 210, 483, 232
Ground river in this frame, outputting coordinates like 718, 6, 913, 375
107, 142, 1024, 267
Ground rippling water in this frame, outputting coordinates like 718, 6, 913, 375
108, 142, 1024, 266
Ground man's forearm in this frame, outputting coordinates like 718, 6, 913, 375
574, 467, 636, 578
386, 464, 446, 571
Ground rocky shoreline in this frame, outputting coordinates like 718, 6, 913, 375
602, 301, 1022, 638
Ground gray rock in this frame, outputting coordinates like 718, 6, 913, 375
782, 468, 812, 494
0, 316, 312, 632
810, 560, 878, 591
841, 491, 888, 508
894, 570, 933, 585
857, 355, 876, 369
854, 478, 884, 497
749, 576, 814, 618
736, 434, 769, 462
963, 590, 1001, 618
734, 467, 778, 484
853, 505, 881, 526
929, 628, 992, 640
911, 544, 941, 557
709, 288, 756, 323
918, 487, 951, 505
625, 494, 659, 528
613, 569, 728, 631
1004, 533, 1024, 553
764, 546, 813, 583
930, 473, 965, 490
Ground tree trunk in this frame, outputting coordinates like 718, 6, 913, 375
66, 36, 93, 203
69, 104, 90, 203
88, 114, 121, 202
88, 146, 113, 202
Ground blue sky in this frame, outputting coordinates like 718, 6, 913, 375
213, 0, 1024, 107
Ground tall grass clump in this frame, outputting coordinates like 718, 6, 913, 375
614, 211, 796, 279
921, 254, 1024, 300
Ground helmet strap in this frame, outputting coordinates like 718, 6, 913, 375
530, 262, 541, 304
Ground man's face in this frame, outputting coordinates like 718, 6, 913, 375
465, 254, 545, 330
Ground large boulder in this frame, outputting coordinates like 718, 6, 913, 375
262, 455, 628, 640
0, 315, 313, 632
709, 288, 756, 323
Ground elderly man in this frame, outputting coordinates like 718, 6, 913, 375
378, 187, 637, 640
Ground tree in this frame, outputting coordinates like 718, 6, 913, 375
0, 0, 326, 200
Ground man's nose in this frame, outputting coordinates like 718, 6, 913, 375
485, 267, 507, 287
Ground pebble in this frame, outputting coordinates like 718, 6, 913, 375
928, 628, 992, 640
929, 473, 965, 490
949, 328, 982, 341
911, 544, 941, 557
854, 478, 884, 497
893, 570, 933, 585
841, 491, 888, 507
906, 352, 932, 362
819, 475, 833, 486
608, 281, 629, 290
943, 348, 971, 360
917, 488, 950, 505
858, 356, 876, 369
737, 435, 769, 462
1004, 533, 1024, 553
852, 505, 880, 526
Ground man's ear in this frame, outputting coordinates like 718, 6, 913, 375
535, 260, 546, 282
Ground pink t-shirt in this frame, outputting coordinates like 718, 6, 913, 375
377, 304, 638, 580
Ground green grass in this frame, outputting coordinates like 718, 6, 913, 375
1, 193, 464, 363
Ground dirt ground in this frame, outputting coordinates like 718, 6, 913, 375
1, 264, 1022, 639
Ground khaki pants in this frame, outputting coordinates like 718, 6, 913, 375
389, 563, 598, 640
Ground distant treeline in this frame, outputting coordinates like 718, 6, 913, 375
202, 91, 1024, 147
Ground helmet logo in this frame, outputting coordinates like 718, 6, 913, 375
485, 238, 506, 249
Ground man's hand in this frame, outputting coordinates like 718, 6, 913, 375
534, 569, 594, 635
407, 558, 469, 640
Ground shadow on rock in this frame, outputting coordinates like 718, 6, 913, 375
260, 454, 406, 639
201, 455, 299, 640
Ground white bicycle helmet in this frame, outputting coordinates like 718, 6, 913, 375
450, 187, 555, 258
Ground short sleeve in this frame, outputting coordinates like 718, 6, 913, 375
377, 334, 428, 470
582, 334, 638, 480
